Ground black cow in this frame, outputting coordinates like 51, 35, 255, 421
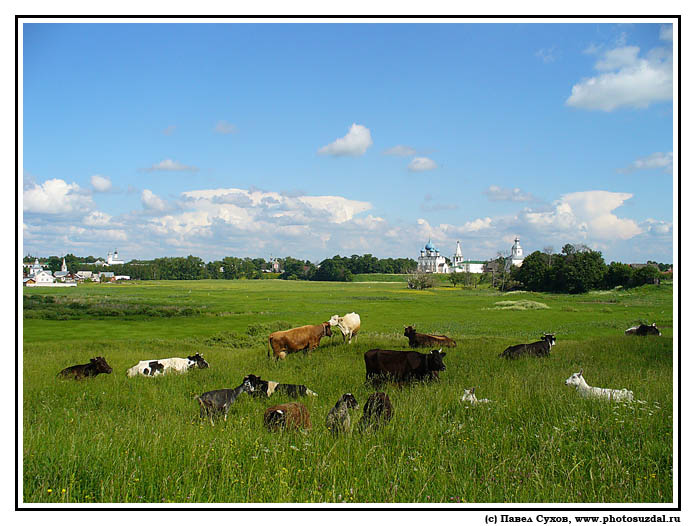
364, 348, 446, 384
58, 357, 113, 380
243, 374, 318, 398
499, 334, 556, 359
196, 379, 255, 425
358, 392, 393, 431
403, 325, 456, 348
625, 323, 661, 336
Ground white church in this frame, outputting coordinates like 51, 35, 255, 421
417, 236, 525, 274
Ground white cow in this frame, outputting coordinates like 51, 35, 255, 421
564, 369, 634, 402
328, 312, 361, 344
126, 353, 209, 377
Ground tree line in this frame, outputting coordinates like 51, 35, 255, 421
23, 253, 417, 281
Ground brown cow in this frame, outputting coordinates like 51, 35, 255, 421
58, 356, 113, 380
404, 326, 456, 348
263, 402, 311, 431
268, 322, 332, 360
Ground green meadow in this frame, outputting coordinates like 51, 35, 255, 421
22, 279, 674, 504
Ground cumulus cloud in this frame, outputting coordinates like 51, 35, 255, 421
485, 185, 535, 202
91, 174, 112, 192
83, 210, 112, 226
145, 159, 199, 172
660, 25, 673, 42
520, 190, 642, 241
318, 123, 373, 157
383, 145, 417, 157
408, 157, 438, 172
23, 178, 94, 215
141, 189, 168, 211
214, 121, 237, 134
618, 152, 673, 174
566, 38, 673, 111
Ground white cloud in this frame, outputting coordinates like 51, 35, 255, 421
383, 145, 417, 157
83, 210, 112, 226
408, 157, 437, 172
318, 123, 373, 157
566, 40, 672, 111
23, 178, 94, 215
146, 159, 199, 172
214, 121, 237, 134
521, 190, 642, 241
141, 189, 168, 211
485, 185, 535, 202
91, 174, 112, 192
535, 47, 557, 63
618, 152, 673, 174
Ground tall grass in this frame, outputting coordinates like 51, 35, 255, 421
22, 281, 673, 503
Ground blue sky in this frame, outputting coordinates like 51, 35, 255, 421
22, 21, 675, 263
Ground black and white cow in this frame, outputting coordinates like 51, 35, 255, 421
499, 334, 556, 359
243, 374, 318, 398
126, 353, 209, 377
625, 323, 661, 336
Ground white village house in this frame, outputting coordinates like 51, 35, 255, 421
417, 237, 525, 274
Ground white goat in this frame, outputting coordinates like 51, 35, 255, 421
564, 369, 634, 402
460, 387, 492, 404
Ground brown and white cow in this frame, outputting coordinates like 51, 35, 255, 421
403, 325, 456, 348
263, 402, 311, 431
267, 322, 332, 360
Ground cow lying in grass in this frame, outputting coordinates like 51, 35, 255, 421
243, 374, 318, 398
564, 369, 634, 402
625, 323, 661, 336
403, 325, 456, 348
126, 353, 209, 377
263, 402, 311, 431
499, 334, 556, 359
326, 393, 359, 434
268, 322, 332, 360
358, 392, 393, 432
196, 379, 255, 425
58, 356, 113, 380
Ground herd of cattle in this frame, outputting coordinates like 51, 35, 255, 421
56, 313, 663, 431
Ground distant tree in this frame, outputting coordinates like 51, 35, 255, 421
552, 246, 606, 294
406, 271, 435, 290
516, 251, 551, 291
633, 265, 661, 286
312, 259, 353, 282
604, 262, 634, 289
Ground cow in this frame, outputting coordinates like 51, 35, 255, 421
263, 402, 311, 431
461, 387, 492, 404
196, 379, 255, 425
328, 312, 361, 344
358, 392, 393, 431
267, 322, 332, 360
564, 369, 634, 402
243, 374, 318, 398
326, 393, 359, 435
58, 356, 113, 380
364, 348, 446, 384
625, 323, 661, 336
126, 353, 209, 377
499, 334, 556, 359
403, 325, 456, 348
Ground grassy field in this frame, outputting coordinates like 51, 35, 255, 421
22, 279, 674, 504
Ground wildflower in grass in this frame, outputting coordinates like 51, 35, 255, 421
47, 489, 52, 494
62, 489, 66, 494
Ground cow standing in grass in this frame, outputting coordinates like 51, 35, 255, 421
58, 357, 113, 380
364, 348, 446, 384
328, 312, 361, 344
267, 322, 332, 360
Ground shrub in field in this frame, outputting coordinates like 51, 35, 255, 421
406, 271, 435, 290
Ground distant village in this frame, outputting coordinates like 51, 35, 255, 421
22, 250, 131, 287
